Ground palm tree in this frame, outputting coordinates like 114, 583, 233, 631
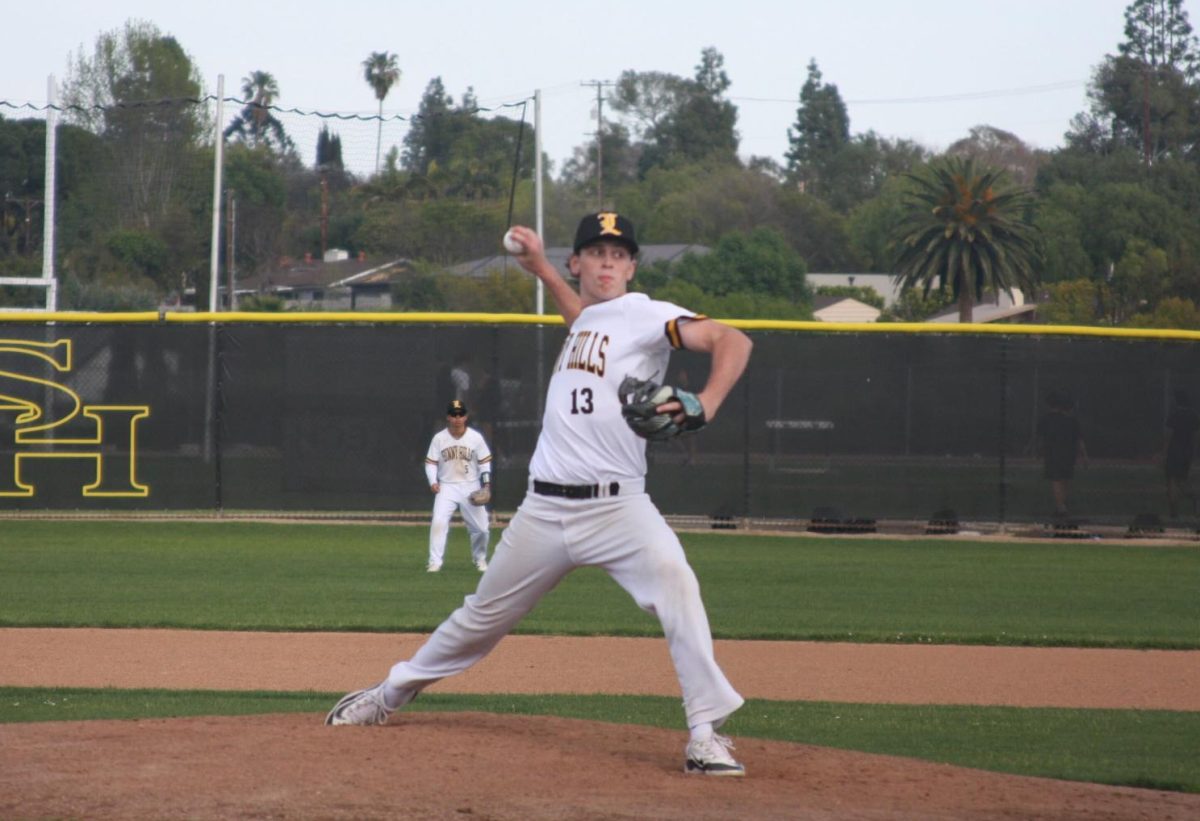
363, 51, 401, 174
891, 156, 1041, 323
224, 70, 291, 150
241, 71, 278, 132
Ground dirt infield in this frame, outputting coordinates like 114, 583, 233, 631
2, 628, 1199, 820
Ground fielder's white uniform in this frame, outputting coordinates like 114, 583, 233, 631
424, 427, 493, 567
390, 293, 743, 729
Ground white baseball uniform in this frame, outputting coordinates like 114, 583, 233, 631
424, 427, 493, 567
389, 293, 743, 729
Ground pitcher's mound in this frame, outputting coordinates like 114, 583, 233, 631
1, 712, 1195, 820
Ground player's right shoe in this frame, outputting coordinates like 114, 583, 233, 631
685, 734, 746, 776
426, 561, 442, 573
325, 683, 393, 726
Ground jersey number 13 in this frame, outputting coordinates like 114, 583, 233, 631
570, 388, 594, 414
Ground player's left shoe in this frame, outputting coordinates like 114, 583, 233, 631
325, 683, 393, 726
475, 558, 488, 572
685, 734, 746, 776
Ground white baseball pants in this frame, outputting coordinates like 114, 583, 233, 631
391, 488, 744, 728
428, 482, 490, 566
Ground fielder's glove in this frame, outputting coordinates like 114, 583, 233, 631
618, 375, 707, 441
468, 486, 491, 505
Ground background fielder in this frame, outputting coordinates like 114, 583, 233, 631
424, 399, 493, 572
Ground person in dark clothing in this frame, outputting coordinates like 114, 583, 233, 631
1037, 390, 1087, 517
1163, 389, 1200, 518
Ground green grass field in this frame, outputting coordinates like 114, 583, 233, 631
1, 519, 1198, 792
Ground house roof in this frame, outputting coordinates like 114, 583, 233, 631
926, 289, 1035, 324
812, 296, 882, 323
238, 256, 412, 292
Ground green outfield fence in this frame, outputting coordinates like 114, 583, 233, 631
2, 312, 1199, 538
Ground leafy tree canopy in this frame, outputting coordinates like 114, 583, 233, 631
785, 59, 850, 187
665, 226, 811, 304
609, 47, 740, 177
1069, 0, 1200, 160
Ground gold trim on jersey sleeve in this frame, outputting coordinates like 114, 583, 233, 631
665, 314, 708, 349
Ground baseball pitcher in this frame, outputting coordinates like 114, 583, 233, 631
329, 213, 753, 777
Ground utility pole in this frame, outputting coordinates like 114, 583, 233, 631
1142, 64, 1152, 166
581, 80, 614, 209
319, 170, 329, 260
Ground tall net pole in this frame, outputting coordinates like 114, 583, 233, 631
42, 75, 58, 311
208, 75, 225, 311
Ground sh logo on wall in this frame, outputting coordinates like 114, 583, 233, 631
0, 338, 150, 497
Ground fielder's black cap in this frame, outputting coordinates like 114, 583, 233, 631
447, 399, 467, 416
572, 211, 639, 255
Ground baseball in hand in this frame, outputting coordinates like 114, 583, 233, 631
503, 229, 525, 255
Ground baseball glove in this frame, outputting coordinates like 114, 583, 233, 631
618, 375, 707, 441
468, 487, 491, 505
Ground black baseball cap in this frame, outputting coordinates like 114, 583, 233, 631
572, 211, 639, 255
447, 400, 467, 416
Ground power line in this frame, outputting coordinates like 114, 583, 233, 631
731, 79, 1086, 106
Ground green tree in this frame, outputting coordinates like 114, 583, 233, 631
0, 117, 51, 258
223, 144, 287, 275
1037, 279, 1106, 325
398, 80, 532, 200
877, 287, 955, 322
437, 269, 535, 313
651, 277, 810, 320
1120, 0, 1200, 77
610, 71, 687, 141
362, 51, 401, 175
665, 47, 739, 165
402, 77, 458, 175
609, 47, 740, 176
783, 62, 926, 212
316, 125, 344, 174
629, 162, 780, 244
891, 156, 1041, 323
817, 131, 928, 213
846, 174, 918, 272
1128, 295, 1200, 327
815, 285, 884, 310
1068, 0, 1200, 160
775, 189, 863, 271
559, 121, 640, 197
669, 227, 810, 305
1109, 238, 1171, 321
947, 125, 1043, 188
785, 59, 850, 191
59, 20, 211, 291
1031, 184, 1095, 282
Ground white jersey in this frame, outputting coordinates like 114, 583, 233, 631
528, 293, 696, 485
425, 427, 493, 485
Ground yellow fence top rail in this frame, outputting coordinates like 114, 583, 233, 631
1, 311, 1200, 341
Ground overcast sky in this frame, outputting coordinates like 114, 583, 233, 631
3, 0, 1183, 176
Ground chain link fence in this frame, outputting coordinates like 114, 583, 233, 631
2, 317, 1198, 540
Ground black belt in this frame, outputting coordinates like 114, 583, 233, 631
533, 480, 620, 499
